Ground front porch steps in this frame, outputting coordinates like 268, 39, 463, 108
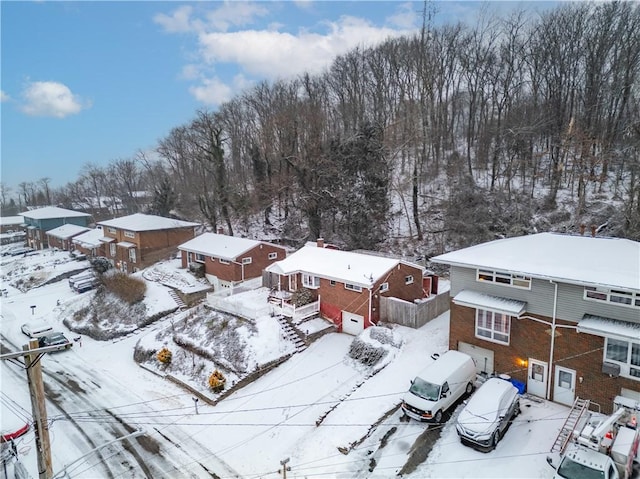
276, 315, 307, 353
168, 289, 186, 310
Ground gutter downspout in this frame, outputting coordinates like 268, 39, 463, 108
368, 286, 373, 327
547, 280, 558, 400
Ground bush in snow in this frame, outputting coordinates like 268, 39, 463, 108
348, 326, 402, 367
291, 287, 314, 307
102, 271, 146, 304
157, 347, 172, 364
91, 256, 112, 274
208, 369, 226, 392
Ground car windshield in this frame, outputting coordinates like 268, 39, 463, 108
46, 334, 65, 343
409, 378, 440, 401
557, 457, 605, 479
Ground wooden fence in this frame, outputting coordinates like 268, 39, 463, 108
380, 291, 450, 329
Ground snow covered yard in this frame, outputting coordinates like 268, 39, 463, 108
0, 250, 571, 478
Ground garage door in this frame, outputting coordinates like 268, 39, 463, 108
458, 342, 494, 375
342, 311, 365, 336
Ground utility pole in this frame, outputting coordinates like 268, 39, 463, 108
278, 457, 290, 479
2, 342, 70, 479
23, 339, 53, 479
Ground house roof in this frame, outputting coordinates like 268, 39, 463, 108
46, 224, 90, 239
20, 206, 91, 220
0, 216, 24, 226
266, 244, 420, 288
97, 213, 200, 232
72, 228, 105, 248
431, 232, 640, 291
178, 232, 265, 261
117, 241, 136, 248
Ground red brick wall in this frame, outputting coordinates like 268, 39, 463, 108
450, 302, 638, 414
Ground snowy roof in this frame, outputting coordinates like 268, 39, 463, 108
72, 228, 105, 248
453, 290, 527, 317
0, 216, 24, 226
45, 224, 90, 239
97, 213, 200, 232
178, 233, 265, 260
577, 314, 640, 341
117, 241, 136, 248
431, 232, 640, 291
20, 206, 91, 220
266, 245, 417, 288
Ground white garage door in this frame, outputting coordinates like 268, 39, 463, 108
458, 342, 494, 375
342, 311, 365, 336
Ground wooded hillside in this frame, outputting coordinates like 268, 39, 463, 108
6, 2, 640, 254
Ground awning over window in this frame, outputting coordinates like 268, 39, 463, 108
99, 237, 115, 243
453, 290, 527, 317
577, 314, 640, 342
117, 241, 136, 248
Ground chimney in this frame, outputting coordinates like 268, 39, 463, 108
317, 238, 324, 248
217, 226, 224, 235
590, 225, 596, 237
579, 224, 586, 236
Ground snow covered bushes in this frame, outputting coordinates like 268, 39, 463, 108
208, 370, 226, 392
348, 326, 402, 368
157, 347, 172, 364
102, 271, 146, 304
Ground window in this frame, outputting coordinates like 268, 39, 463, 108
585, 287, 639, 309
219, 258, 230, 264
129, 248, 136, 263
268, 252, 278, 260
108, 227, 116, 234
242, 257, 252, 265
405, 275, 414, 285
380, 282, 389, 293
109, 244, 116, 257
124, 230, 135, 239
476, 269, 531, 289
476, 309, 511, 345
329, 280, 336, 286
345, 283, 362, 292
195, 253, 205, 263
605, 338, 640, 380
302, 274, 320, 288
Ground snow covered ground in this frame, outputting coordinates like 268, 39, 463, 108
0, 248, 570, 478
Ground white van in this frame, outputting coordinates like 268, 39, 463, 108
21, 321, 54, 338
402, 350, 476, 423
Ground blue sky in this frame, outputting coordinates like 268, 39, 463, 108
1, 1, 556, 194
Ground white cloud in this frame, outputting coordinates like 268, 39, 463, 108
20, 81, 88, 118
156, 3, 416, 105
0, 90, 10, 102
189, 76, 234, 105
153, 5, 196, 34
197, 16, 412, 79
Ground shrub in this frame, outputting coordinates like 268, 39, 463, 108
291, 288, 314, 307
157, 347, 172, 364
208, 369, 226, 392
102, 272, 146, 304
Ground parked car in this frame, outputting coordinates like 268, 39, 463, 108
38, 332, 72, 350
401, 350, 476, 423
455, 377, 520, 452
21, 321, 54, 338
9, 247, 35, 256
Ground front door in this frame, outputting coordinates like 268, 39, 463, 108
553, 366, 576, 406
527, 359, 548, 398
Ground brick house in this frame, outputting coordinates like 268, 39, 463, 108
431, 232, 640, 414
21, 207, 92, 250
0, 216, 25, 234
178, 232, 287, 290
46, 224, 90, 251
265, 239, 429, 335
71, 227, 107, 258
97, 213, 200, 273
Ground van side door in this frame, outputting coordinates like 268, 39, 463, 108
440, 382, 453, 410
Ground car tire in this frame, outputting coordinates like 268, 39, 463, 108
492, 431, 500, 449
514, 401, 521, 417
465, 382, 474, 395
433, 410, 443, 424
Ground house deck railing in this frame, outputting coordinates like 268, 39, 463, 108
279, 298, 320, 323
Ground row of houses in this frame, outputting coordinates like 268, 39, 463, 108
4, 207, 639, 413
